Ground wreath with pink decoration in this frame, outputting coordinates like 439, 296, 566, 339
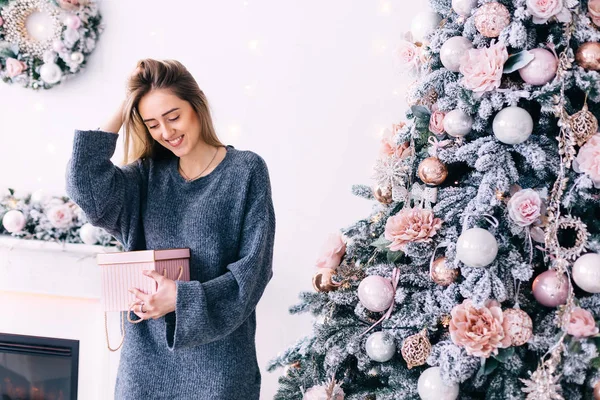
0, 0, 103, 90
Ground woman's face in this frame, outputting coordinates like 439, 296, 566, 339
137, 88, 203, 157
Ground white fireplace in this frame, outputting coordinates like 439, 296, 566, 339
0, 236, 121, 400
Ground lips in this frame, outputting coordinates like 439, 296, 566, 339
167, 135, 184, 147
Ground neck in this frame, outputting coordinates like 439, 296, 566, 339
179, 141, 221, 179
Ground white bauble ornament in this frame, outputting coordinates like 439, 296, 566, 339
452, 0, 478, 16
443, 109, 473, 137
417, 367, 459, 400
572, 253, 600, 293
456, 227, 498, 267
2, 210, 26, 233
440, 36, 473, 72
70, 51, 84, 65
40, 63, 63, 84
30, 189, 49, 204
411, 12, 442, 43
358, 275, 394, 312
492, 106, 533, 144
79, 223, 100, 245
365, 331, 396, 362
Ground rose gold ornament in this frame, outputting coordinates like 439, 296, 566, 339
312, 268, 340, 292
474, 2, 511, 38
576, 42, 600, 71
401, 329, 432, 369
502, 308, 533, 346
373, 185, 393, 205
430, 257, 459, 286
418, 157, 448, 186
569, 100, 598, 146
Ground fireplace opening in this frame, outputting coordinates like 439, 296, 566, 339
0, 333, 79, 400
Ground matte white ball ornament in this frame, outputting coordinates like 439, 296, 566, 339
451, 0, 478, 16
440, 36, 473, 72
365, 331, 396, 362
30, 189, 49, 204
79, 223, 100, 245
572, 253, 600, 293
358, 275, 394, 312
492, 106, 534, 144
443, 109, 473, 137
418, 367, 459, 400
2, 210, 26, 233
456, 228, 498, 267
411, 12, 442, 43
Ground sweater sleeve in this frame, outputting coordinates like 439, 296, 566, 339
166, 157, 276, 350
65, 129, 144, 249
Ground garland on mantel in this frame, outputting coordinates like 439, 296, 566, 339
0, 188, 123, 249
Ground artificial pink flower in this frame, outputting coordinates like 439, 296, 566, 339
507, 189, 542, 227
526, 0, 571, 24
0, 16, 4, 27
303, 383, 345, 400
384, 208, 442, 251
57, 0, 87, 11
46, 204, 74, 229
393, 40, 420, 73
574, 133, 600, 188
315, 232, 346, 269
429, 105, 446, 135
459, 41, 508, 94
589, 0, 600, 26
449, 299, 511, 358
5, 58, 27, 78
567, 307, 599, 338
379, 123, 410, 158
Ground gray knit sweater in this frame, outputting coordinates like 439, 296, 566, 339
65, 129, 276, 399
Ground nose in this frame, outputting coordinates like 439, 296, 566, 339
161, 126, 176, 141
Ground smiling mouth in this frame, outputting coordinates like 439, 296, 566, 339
166, 135, 184, 146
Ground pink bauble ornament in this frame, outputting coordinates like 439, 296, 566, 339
518, 48, 558, 85
440, 36, 473, 72
358, 275, 394, 312
2, 210, 26, 233
474, 2, 511, 38
64, 14, 81, 30
532, 270, 570, 307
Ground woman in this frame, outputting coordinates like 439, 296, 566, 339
65, 59, 276, 399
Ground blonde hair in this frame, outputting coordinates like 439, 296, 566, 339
121, 58, 224, 165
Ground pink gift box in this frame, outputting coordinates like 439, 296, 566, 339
96, 248, 191, 312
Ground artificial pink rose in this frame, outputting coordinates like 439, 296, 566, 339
57, 0, 85, 11
574, 133, 600, 188
46, 204, 74, 229
384, 207, 442, 251
393, 40, 420, 73
449, 299, 511, 358
459, 41, 508, 94
507, 188, 542, 227
526, 0, 570, 24
0, 16, 4, 27
379, 123, 410, 158
5, 58, 27, 78
567, 307, 599, 338
315, 232, 346, 269
429, 106, 446, 135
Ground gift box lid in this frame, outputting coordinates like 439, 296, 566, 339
97, 248, 190, 265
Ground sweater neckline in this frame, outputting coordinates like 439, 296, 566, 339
170, 145, 233, 185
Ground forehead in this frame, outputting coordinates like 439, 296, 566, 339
138, 89, 183, 118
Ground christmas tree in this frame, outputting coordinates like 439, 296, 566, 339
269, 0, 600, 399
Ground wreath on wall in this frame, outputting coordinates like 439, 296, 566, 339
0, 0, 103, 90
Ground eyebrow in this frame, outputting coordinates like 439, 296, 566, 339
142, 107, 180, 122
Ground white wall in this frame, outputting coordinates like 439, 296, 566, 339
0, 1, 419, 398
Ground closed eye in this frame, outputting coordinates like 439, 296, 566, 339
149, 116, 179, 129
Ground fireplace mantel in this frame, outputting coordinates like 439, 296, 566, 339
0, 236, 120, 299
